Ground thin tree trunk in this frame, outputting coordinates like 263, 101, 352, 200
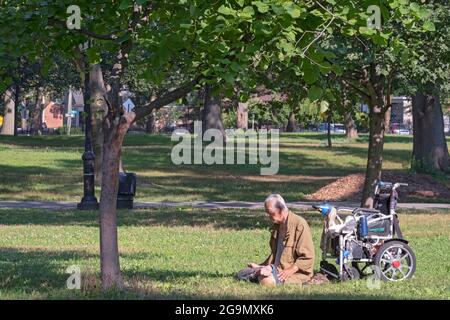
202, 84, 225, 136
384, 104, 391, 134
326, 111, 332, 148
30, 88, 42, 135
237, 102, 248, 129
99, 120, 128, 290
361, 107, 386, 208
286, 112, 297, 132
1, 89, 15, 135
412, 91, 449, 173
344, 112, 358, 139
90, 64, 108, 184
145, 111, 156, 133
13, 85, 20, 136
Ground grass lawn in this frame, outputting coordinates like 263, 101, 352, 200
1, 133, 449, 203
0, 207, 449, 299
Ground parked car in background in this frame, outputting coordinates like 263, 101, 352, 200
390, 123, 411, 135
317, 123, 346, 133
333, 124, 346, 133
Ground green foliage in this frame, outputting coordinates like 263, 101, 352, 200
223, 107, 238, 129
1, 0, 414, 103
248, 100, 290, 128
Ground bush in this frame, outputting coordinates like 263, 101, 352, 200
55, 125, 84, 135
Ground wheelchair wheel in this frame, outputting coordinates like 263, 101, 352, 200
374, 240, 416, 282
320, 261, 338, 280
342, 265, 360, 281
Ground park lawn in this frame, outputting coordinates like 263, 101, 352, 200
1, 133, 449, 203
0, 207, 449, 300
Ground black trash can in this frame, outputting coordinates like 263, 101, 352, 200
117, 172, 136, 209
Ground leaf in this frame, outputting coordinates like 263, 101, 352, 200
230, 62, 241, 72
284, 30, 296, 42
218, 5, 236, 16
271, 4, 285, 15
304, 73, 317, 85
308, 86, 323, 101
119, 0, 132, 10
223, 72, 235, 84
180, 23, 191, 29
283, 3, 301, 18
423, 21, 436, 32
253, 1, 269, 13
371, 33, 388, 46
86, 47, 101, 64
359, 26, 376, 36
278, 39, 294, 55
319, 100, 329, 113
240, 6, 255, 19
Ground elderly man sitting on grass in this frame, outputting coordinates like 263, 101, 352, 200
240, 194, 315, 286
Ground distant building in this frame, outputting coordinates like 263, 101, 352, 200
60, 90, 137, 129
42, 102, 64, 129
61, 90, 85, 128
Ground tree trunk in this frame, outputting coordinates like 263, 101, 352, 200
99, 119, 130, 290
344, 112, 358, 139
361, 107, 386, 208
384, 105, 391, 134
202, 84, 225, 136
90, 64, 109, 184
1, 89, 15, 135
13, 86, 19, 136
30, 88, 43, 135
237, 102, 248, 130
326, 111, 332, 148
286, 112, 297, 132
412, 92, 449, 173
145, 111, 156, 134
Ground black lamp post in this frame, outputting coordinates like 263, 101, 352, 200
77, 53, 99, 210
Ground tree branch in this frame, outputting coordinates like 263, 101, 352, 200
47, 17, 125, 41
133, 78, 201, 122
342, 77, 371, 100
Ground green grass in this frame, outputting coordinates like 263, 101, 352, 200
1, 133, 448, 202
0, 207, 449, 299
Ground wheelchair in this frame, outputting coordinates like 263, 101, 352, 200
313, 181, 416, 282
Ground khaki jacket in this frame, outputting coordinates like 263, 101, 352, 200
261, 211, 315, 284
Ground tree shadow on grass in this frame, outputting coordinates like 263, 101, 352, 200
0, 247, 97, 294
0, 245, 403, 300
0, 208, 323, 230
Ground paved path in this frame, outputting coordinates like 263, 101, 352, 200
0, 200, 449, 210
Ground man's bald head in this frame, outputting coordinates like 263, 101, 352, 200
264, 194, 288, 224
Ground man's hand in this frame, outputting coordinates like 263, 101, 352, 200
278, 265, 299, 282
258, 265, 272, 277
248, 263, 261, 269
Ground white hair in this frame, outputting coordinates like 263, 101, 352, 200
264, 194, 287, 210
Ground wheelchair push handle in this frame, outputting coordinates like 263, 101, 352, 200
393, 183, 408, 190
377, 181, 408, 190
